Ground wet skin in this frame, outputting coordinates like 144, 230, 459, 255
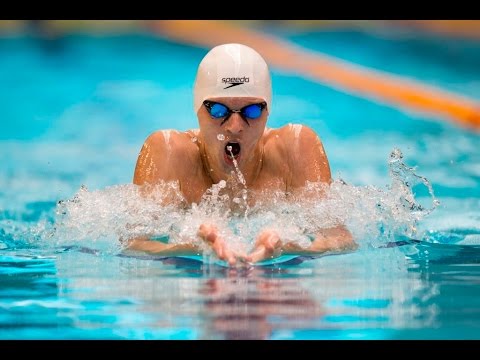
129, 97, 356, 266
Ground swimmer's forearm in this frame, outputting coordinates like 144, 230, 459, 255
126, 237, 201, 256
282, 226, 357, 255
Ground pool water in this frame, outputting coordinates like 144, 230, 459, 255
1, 28, 480, 340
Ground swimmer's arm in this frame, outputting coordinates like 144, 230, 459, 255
133, 130, 185, 190
247, 226, 356, 263
288, 125, 332, 188
283, 225, 357, 255
134, 131, 164, 185
284, 126, 356, 254
124, 235, 202, 256
123, 224, 245, 266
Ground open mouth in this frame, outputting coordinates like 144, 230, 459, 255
225, 142, 241, 159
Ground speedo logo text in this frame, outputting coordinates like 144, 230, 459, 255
222, 77, 250, 89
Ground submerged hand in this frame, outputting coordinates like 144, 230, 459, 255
246, 229, 283, 264
197, 223, 246, 266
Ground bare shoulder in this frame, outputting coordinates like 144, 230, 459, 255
133, 129, 201, 185
142, 129, 198, 151
279, 123, 321, 142
264, 124, 324, 153
264, 124, 331, 186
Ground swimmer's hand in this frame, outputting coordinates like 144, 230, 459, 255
246, 226, 357, 264
246, 230, 283, 264
197, 224, 247, 267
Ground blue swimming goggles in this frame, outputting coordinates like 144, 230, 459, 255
203, 100, 267, 126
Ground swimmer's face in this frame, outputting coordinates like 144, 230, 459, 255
197, 97, 268, 172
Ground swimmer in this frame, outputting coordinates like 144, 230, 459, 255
127, 43, 356, 266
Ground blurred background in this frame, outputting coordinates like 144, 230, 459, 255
2, 20, 480, 38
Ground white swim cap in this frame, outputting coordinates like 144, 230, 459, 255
193, 43, 272, 114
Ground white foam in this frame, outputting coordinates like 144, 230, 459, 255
14, 148, 437, 257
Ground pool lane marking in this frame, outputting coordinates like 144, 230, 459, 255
150, 20, 480, 131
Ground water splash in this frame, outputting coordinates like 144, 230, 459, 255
4, 148, 439, 258
388, 148, 440, 214
226, 145, 249, 219
226, 145, 246, 187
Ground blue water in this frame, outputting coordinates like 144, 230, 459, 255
1, 27, 480, 339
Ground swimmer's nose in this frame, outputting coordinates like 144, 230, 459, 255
224, 112, 245, 134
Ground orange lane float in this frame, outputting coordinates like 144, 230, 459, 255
150, 20, 480, 131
